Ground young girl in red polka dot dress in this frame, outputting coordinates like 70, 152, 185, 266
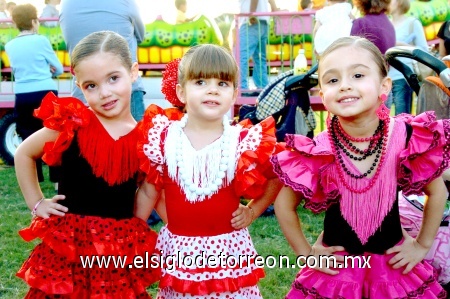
135, 44, 282, 298
15, 31, 160, 298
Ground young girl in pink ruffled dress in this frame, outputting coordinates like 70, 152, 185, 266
135, 44, 282, 298
15, 31, 160, 298
272, 36, 449, 298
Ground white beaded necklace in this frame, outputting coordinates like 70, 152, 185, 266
165, 114, 238, 202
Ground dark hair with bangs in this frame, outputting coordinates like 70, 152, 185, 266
318, 36, 388, 86
353, 0, 391, 14
178, 44, 238, 89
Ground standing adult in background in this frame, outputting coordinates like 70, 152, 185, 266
59, 0, 146, 121
6, 3, 63, 183
350, 0, 395, 54
238, 0, 278, 91
386, 0, 428, 115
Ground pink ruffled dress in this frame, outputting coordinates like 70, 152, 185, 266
271, 112, 449, 299
138, 105, 282, 299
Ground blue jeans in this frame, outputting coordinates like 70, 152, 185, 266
131, 90, 145, 121
386, 79, 413, 115
239, 21, 269, 89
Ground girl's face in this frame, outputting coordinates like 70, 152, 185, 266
176, 77, 237, 122
75, 52, 138, 120
319, 46, 391, 121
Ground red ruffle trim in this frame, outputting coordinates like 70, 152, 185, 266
234, 117, 282, 199
398, 112, 450, 195
33, 92, 90, 166
18, 214, 159, 263
159, 268, 265, 295
18, 243, 157, 298
137, 104, 184, 190
271, 133, 339, 213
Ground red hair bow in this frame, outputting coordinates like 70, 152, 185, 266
161, 58, 184, 107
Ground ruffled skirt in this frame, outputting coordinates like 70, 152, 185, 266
155, 225, 264, 298
285, 251, 447, 299
17, 213, 161, 298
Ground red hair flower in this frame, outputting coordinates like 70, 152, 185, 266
161, 58, 184, 107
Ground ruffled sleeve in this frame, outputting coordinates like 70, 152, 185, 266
234, 117, 284, 199
398, 111, 450, 195
137, 104, 183, 190
271, 133, 337, 213
33, 92, 90, 166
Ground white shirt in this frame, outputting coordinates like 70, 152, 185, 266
239, 0, 271, 27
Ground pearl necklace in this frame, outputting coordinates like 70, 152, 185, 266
172, 114, 235, 202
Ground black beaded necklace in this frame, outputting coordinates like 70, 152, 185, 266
329, 116, 388, 179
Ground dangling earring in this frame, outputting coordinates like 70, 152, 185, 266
376, 94, 390, 120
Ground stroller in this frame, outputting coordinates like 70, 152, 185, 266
238, 64, 319, 142
385, 46, 450, 288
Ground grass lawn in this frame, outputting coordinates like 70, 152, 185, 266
0, 164, 324, 298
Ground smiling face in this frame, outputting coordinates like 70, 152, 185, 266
75, 52, 138, 120
176, 77, 237, 121
319, 45, 391, 121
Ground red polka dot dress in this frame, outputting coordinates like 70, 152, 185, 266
138, 105, 280, 298
16, 94, 161, 298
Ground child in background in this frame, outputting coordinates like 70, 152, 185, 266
15, 31, 159, 298
272, 36, 448, 298
135, 44, 282, 298
313, 0, 353, 57
6, 1, 15, 17
40, 0, 60, 27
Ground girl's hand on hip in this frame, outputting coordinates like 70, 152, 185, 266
309, 232, 346, 275
231, 203, 253, 229
34, 195, 68, 219
386, 229, 429, 274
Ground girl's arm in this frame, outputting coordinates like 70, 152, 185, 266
231, 178, 282, 229
415, 177, 447, 249
155, 190, 168, 223
15, 127, 68, 218
134, 181, 161, 222
273, 186, 311, 256
274, 186, 346, 275
387, 177, 447, 273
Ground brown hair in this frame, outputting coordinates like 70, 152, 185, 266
353, 0, 391, 14
71, 31, 132, 74
178, 44, 238, 89
318, 36, 388, 84
12, 4, 37, 31
175, 0, 186, 9
393, 0, 410, 15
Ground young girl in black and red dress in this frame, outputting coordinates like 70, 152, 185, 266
15, 31, 160, 298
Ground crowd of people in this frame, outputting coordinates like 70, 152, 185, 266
5, 0, 450, 298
